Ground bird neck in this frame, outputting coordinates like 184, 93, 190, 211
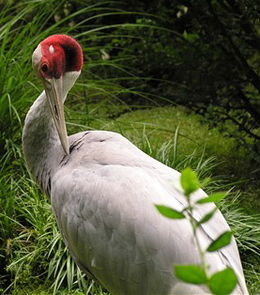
22, 90, 59, 192
22, 71, 80, 192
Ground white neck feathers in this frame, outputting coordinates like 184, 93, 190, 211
22, 71, 80, 190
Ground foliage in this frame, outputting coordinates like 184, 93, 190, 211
108, 106, 252, 179
156, 168, 238, 294
98, 0, 260, 164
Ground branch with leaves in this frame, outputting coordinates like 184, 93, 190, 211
155, 168, 238, 295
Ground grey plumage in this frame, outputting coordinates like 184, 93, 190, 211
23, 37, 249, 295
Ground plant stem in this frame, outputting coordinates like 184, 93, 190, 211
187, 197, 209, 276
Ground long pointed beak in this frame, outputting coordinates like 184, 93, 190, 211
44, 77, 69, 155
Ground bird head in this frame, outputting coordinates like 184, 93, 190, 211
32, 34, 84, 155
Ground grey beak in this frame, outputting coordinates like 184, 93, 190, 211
44, 77, 69, 155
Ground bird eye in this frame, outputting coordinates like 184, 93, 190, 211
41, 63, 48, 72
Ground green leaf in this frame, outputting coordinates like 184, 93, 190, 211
183, 31, 200, 42
155, 205, 185, 219
200, 177, 211, 188
175, 265, 208, 284
197, 192, 228, 204
181, 168, 200, 196
208, 267, 238, 295
207, 231, 233, 252
197, 208, 217, 226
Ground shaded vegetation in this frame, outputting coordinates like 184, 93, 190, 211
103, 0, 260, 146
0, 0, 259, 294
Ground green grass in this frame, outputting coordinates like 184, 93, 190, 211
107, 106, 249, 176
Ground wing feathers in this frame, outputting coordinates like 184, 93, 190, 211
49, 131, 247, 294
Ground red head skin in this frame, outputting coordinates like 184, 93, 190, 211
39, 34, 84, 79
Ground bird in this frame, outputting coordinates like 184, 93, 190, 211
22, 34, 248, 295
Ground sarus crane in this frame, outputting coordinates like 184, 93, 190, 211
22, 34, 248, 295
